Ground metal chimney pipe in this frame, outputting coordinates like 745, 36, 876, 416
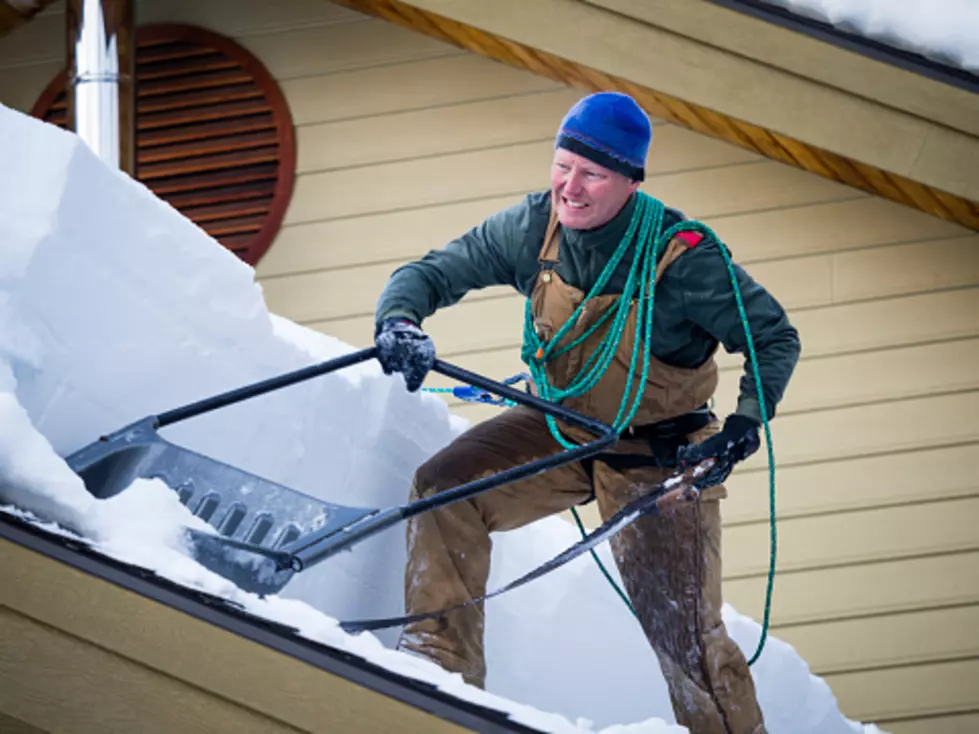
65, 0, 135, 175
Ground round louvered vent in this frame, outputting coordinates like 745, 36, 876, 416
30, 24, 295, 266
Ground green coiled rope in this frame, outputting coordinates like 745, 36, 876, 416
520, 191, 777, 666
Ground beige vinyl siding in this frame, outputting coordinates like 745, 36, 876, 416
1, 3, 977, 733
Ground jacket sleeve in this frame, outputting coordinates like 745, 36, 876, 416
674, 237, 801, 422
374, 200, 528, 329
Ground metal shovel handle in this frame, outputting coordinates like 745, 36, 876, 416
155, 347, 617, 445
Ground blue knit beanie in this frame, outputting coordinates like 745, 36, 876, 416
555, 92, 651, 181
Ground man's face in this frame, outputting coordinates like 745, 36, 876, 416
550, 148, 641, 231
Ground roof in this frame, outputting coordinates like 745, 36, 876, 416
0, 510, 544, 734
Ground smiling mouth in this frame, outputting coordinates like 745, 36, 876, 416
562, 197, 588, 210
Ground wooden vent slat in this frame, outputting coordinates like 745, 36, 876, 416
140, 69, 255, 98
150, 162, 279, 196
136, 99, 271, 131
201, 213, 266, 238
165, 180, 277, 209
137, 44, 215, 65
138, 84, 263, 114
31, 24, 296, 266
182, 198, 273, 224
138, 54, 236, 81
139, 146, 279, 181
139, 130, 278, 164
138, 114, 275, 148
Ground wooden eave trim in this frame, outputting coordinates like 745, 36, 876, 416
332, 0, 979, 232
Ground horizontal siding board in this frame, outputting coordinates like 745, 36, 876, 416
882, 711, 979, 734
281, 55, 562, 126
0, 61, 61, 113
238, 18, 460, 81
832, 235, 979, 303
283, 141, 552, 225
256, 195, 526, 277
824, 658, 979, 722
725, 443, 979, 524
263, 259, 511, 322
723, 496, 979, 578
738, 391, 979, 469
0, 10, 63, 68
136, 0, 365, 38
643, 160, 862, 219
706, 197, 971, 263
775, 605, 979, 675
294, 89, 590, 174
724, 550, 979, 625
749, 287, 979, 363
284, 150, 859, 227
710, 337, 979, 417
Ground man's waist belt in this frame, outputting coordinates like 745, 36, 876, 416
628, 403, 712, 441
583, 404, 714, 481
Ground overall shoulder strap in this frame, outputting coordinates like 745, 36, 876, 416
654, 231, 703, 283
539, 197, 562, 264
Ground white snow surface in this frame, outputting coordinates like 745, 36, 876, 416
761, 0, 979, 73
0, 104, 888, 733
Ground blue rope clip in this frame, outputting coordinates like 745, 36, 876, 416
451, 373, 531, 405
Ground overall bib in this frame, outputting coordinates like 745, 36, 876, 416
399, 204, 766, 733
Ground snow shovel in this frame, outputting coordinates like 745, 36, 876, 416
65, 347, 618, 596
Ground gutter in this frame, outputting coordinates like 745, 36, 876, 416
0, 512, 543, 734
704, 0, 979, 95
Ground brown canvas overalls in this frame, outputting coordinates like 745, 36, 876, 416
400, 204, 766, 733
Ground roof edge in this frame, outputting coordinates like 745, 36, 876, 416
333, 0, 978, 232
0, 512, 543, 734
705, 0, 979, 95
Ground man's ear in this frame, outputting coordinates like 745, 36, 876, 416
629, 180, 642, 193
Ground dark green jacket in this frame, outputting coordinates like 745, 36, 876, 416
375, 191, 801, 422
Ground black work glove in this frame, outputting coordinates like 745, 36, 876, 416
676, 413, 761, 489
374, 317, 436, 393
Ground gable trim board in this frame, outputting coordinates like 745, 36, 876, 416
0, 512, 542, 734
331, 0, 979, 232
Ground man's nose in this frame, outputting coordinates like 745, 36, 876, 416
564, 169, 584, 193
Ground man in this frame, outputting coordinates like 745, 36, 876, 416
372, 91, 800, 733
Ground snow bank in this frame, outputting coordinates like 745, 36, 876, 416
0, 103, 885, 733
761, 0, 979, 73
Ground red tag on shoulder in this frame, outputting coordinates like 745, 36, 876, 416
675, 231, 703, 247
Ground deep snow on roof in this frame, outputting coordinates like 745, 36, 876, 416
760, 0, 979, 73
